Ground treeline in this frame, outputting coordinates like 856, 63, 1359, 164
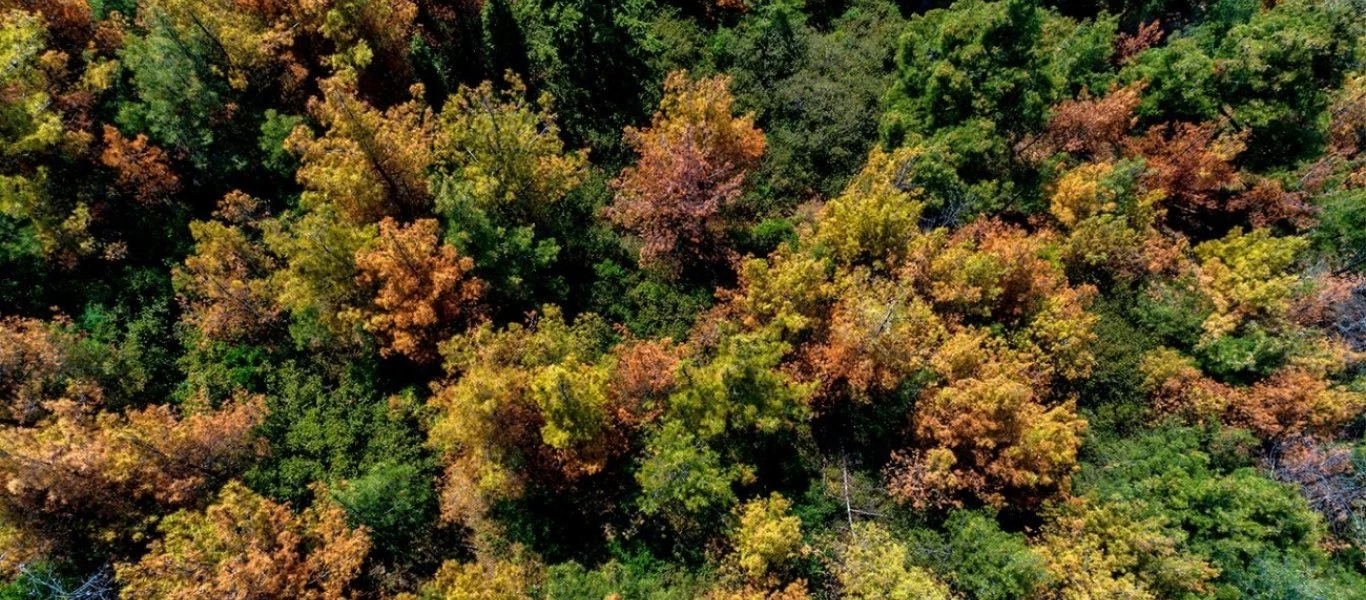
1, 0, 1365, 598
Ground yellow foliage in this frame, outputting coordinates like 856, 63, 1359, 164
731, 493, 804, 582
423, 554, 539, 600
435, 75, 588, 221
816, 146, 927, 267
1036, 497, 1217, 600
834, 522, 954, 600
1194, 228, 1308, 337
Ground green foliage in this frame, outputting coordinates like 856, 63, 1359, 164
245, 363, 428, 506
509, 0, 660, 160
544, 552, 708, 599
637, 421, 744, 523
1080, 426, 1364, 598
1312, 188, 1366, 270
941, 510, 1048, 600
331, 460, 437, 557
5, 0, 1366, 596
1122, 0, 1358, 167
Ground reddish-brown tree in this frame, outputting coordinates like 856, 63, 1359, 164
0, 394, 266, 561
1024, 83, 1142, 162
607, 71, 766, 274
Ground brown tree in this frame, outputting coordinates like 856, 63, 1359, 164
99, 125, 180, 204
175, 193, 282, 343
1024, 83, 1142, 162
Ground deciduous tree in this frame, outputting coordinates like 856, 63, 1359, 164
117, 480, 369, 600
354, 217, 483, 363
607, 71, 766, 274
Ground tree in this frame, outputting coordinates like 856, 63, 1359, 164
264, 202, 377, 341
354, 217, 483, 363
507, 0, 657, 158
1036, 497, 1216, 600
434, 75, 588, 224
1025, 83, 1142, 162
0, 8, 105, 266
288, 73, 437, 225
427, 307, 628, 529
98, 125, 181, 205
1142, 349, 1366, 441
891, 332, 1087, 508
0, 316, 92, 425
1078, 426, 1364, 598
116, 481, 370, 600
607, 71, 766, 275
175, 193, 282, 344
0, 394, 265, 562
420, 553, 539, 600
729, 493, 803, 584
1193, 228, 1308, 337
833, 522, 953, 600
431, 75, 588, 310
940, 510, 1047, 600
882, 0, 1052, 147
636, 421, 744, 527
814, 146, 927, 268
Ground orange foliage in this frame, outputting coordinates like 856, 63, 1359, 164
609, 338, 682, 426
1115, 20, 1163, 64
1028, 83, 1142, 161
0, 394, 266, 558
1143, 349, 1365, 439
1128, 122, 1245, 222
175, 193, 282, 343
1229, 369, 1365, 439
117, 480, 369, 600
0, 316, 94, 426
1230, 177, 1314, 229
1126, 122, 1313, 231
1327, 75, 1366, 159
354, 217, 483, 363
99, 125, 180, 204
607, 71, 766, 274
891, 332, 1086, 509
804, 272, 944, 401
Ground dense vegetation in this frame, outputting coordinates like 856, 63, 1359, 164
1, 0, 1365, 597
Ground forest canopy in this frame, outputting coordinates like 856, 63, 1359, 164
1, 0, 1366, 598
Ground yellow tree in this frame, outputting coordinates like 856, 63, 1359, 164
434, 75, 589, 223
815, 146, 927, 268
288, 72, 437, 224
730, 494, 804, 585
264, 202, 377, 340
833, 522, 953, 600
427, 308, 631, 530
175, 192, 282, 344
